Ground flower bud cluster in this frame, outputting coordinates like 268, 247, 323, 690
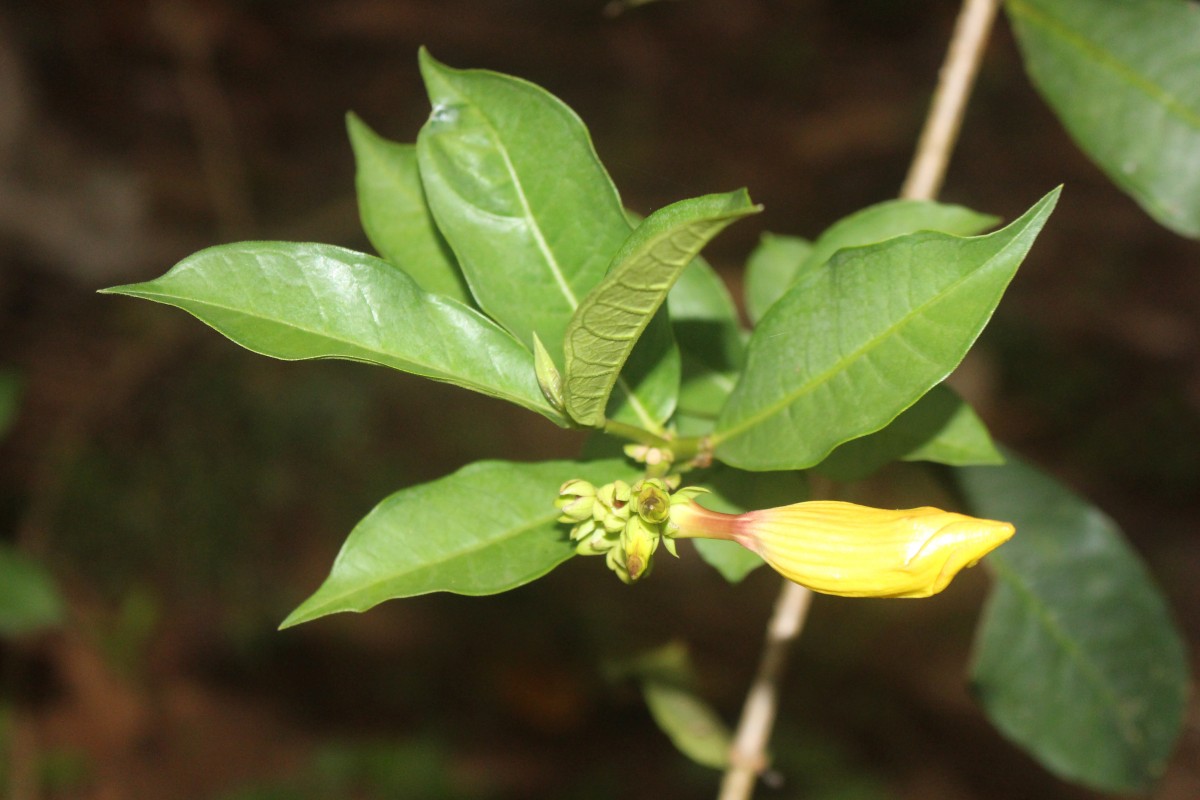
556, 476, 703, 584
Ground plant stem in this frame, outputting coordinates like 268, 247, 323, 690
718, 580, 813, 800
716, 3, 1001, 797
602, 417, 672, 448
901, 0, 1003, 201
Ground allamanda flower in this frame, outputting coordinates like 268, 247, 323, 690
668, 499, 1014, 598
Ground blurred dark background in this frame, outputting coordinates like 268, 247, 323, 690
0, 1, 1196, 798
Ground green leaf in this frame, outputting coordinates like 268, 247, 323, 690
603, 311, 681, 431
797, 199, 1000, 284
1008, 0, 1200, 238
346, 113, 471, 303
102, 242, 564, 424
713, 189, 1059, 471
691, 467, 807, 583
643, 681, 732, 770
0, 369, 21, 439
959, 457, 1189, 793
814, 384, 1002, 482
0, 544, 64, 637
562, 190, 760, 427
670, 257, 747, 419
414, 49, 630, 355
744, 233, 812, 325
282, 459, 638, 627
610, 642, 733, 771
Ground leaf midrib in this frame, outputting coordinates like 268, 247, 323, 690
1010, 0, 1200, 133
987, 553, 1148, 762
714, 239, 1013, 445
110, 285, 548, 413
294, 509, 564, 618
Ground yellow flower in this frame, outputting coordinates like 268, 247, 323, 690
669, 499, 1013, 598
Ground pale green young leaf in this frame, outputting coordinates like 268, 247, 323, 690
0, 544, 64, 637
414, 49, 630, 355
670, 257, 747, 418
713, 189, 1059, 471
744, 233, 812, 325
1008, 0, 1200, 238
959, 457, 1189, 793
346, 113, 470, 303
814, 384, 1002, 483
102, 242, 564, 424
562, 190, 759, 427
281, 459, 638, 627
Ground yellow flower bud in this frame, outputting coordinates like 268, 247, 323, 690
669, 500, 1013, 598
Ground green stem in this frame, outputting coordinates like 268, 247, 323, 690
601, 418, 671, 448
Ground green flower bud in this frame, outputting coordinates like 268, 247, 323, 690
621, 515, 661, 582
556, 479, 596, 523
594, 480, 632, 533
632, 478, 672, 525
605, 543, 632, 584
575, 522, 618, 556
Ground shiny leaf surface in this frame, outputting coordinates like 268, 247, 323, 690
102, 243, 563, 424
346, 113, 470, 303
415, 49, 630, 354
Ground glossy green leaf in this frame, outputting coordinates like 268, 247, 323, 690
643, 681, 732, 770
814, 384, 1002, 482
744, 233, 812, 325
282, 459, 637, 627
691, 467, 807, 583
346, 113, 470, 303
0, 544, 64, 637
670, 257, 747, 419
562, 190, 760, 427
414, 49, 630, 355
713, 189, 1059, 471
102, 243, 564, 424
796, 199, 1000, 283
1008, 0, 1200, 238
959, 457, 1189, 793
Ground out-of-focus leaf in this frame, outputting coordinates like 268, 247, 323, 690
713, 189, 1058, 471
1009, 0, 1200, 238
643, 680, 732, 770
0, 369, 21, 438
744, 233, 812, 325
960, 457, 1189, 793
814, 385, 1002, 482
614, 642, 733, 770
281, 459, 637, 627
101, 243, 564, 424
0, 544, 64, 637
346, 113, 470, 303
562, 190, 759, 426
